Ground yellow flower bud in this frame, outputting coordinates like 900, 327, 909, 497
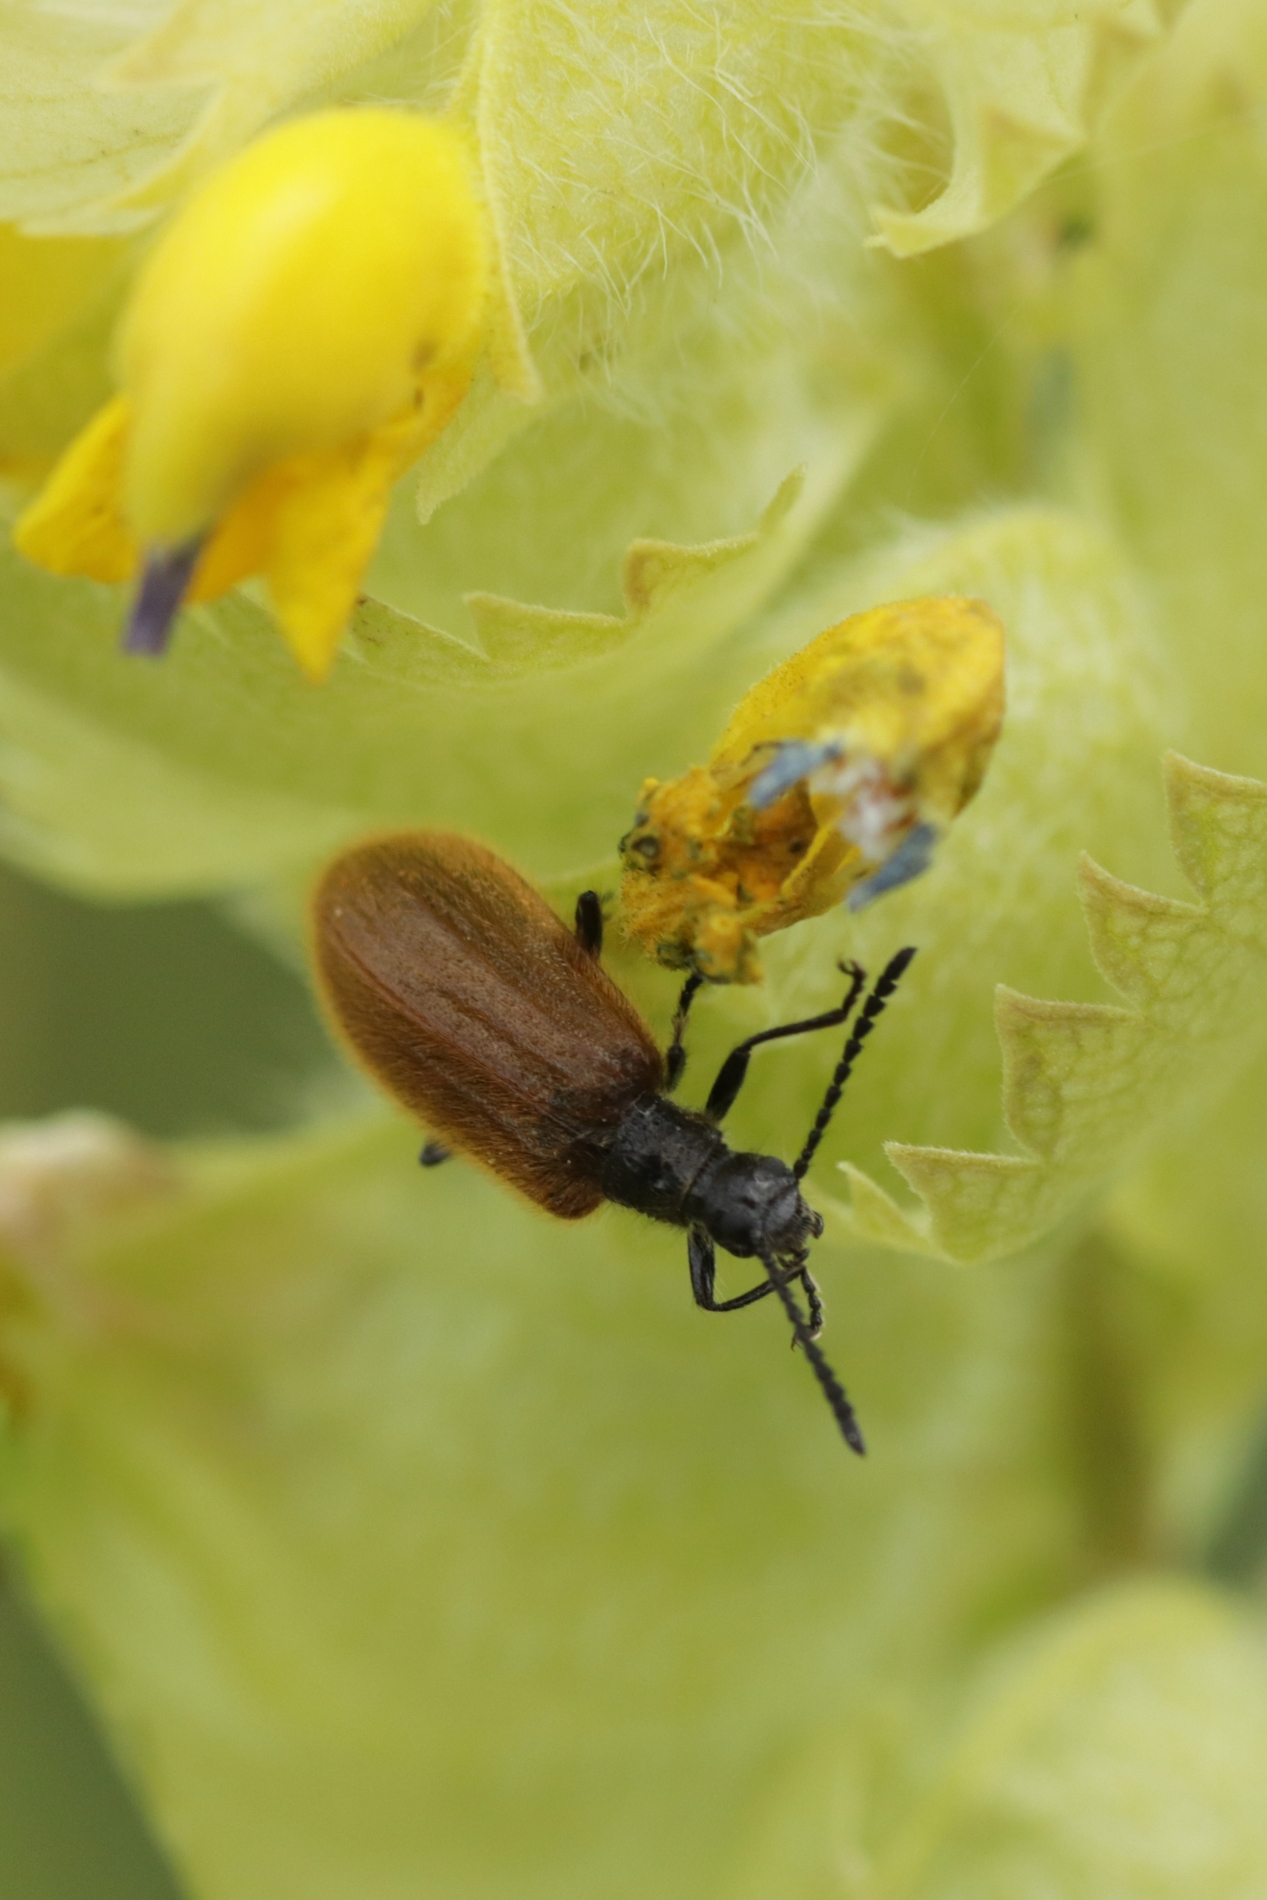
13, 109, 488, 680
619, 596, 1005, 981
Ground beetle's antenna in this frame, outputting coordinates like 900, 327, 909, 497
760, 1248, 865, 1454
792, 1248, 823, 1338
793, 946, 917, 1182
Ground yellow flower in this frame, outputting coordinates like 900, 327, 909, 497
10, 6, 1267, 1899
619, 596, 1005, 980
13, 108, 488, 680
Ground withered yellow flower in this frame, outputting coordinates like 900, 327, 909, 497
13, 108, 488, 681
620, 596, 1005, 981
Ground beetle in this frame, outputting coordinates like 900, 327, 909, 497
312, 831, 915, 1452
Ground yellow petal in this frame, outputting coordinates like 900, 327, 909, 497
619, 596, 1005, 981
119, 108, 488, 547
11, 394, 137, 584
255, 407, 424, 682
195, 370, 470, 680
263, 468, 393, 681
14, 110, 488, 673
714, 596, 1005, 806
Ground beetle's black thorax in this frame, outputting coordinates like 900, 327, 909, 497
601, 1095, 821, 1260
600, 1096, 723, 1225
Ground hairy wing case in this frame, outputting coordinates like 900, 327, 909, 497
313, 833, 664, 1216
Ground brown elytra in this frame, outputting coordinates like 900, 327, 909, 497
312, 832, 663, 1217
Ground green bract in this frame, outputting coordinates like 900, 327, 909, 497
2, 0, 1267, 1896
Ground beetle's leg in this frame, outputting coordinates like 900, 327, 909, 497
689, 1228, 816, 1316
665, 971, 704, 1094
703, 961, 868, 1124
419, 1140, 451, 1167
574, 890, 604, 957
793, 947, 917, 1180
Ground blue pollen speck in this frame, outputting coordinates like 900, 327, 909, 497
747, 740, 844, 809
846, 822, 940, 911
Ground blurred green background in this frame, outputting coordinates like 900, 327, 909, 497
0, 862, 331, 1900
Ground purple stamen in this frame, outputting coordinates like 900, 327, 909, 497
122, 540, 202, 657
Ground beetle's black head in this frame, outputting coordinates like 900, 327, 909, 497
695, 1148, 823, 1260
601, 1096, 823, 1260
